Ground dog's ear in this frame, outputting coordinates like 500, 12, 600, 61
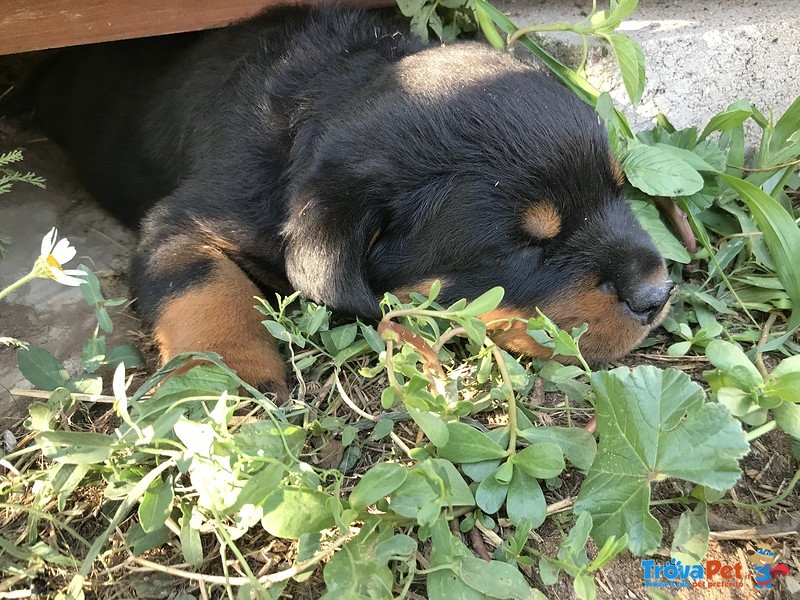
283, 184, 383, 318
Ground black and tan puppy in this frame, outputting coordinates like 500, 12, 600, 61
15, 7, 673, 392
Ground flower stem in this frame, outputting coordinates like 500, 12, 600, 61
490, 340, 518, 455
0, 268, 38, 301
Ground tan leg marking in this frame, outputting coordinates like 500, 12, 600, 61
154, 257, 287, 394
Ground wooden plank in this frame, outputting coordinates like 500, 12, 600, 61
0, 0, 395, 55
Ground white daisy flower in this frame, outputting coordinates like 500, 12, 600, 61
36, 227, 86, 286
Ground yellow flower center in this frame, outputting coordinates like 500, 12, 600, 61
45, 254, 64, 271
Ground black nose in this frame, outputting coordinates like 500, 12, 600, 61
620, 280, 674, 325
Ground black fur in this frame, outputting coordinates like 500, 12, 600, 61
7, 6, 672, 384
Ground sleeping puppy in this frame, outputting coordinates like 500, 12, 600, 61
18, 6, 673, 393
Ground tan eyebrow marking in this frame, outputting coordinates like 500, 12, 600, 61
522, 202, 561, 239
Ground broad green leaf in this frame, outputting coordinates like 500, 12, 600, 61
233, 421, 306, 464
227, 463, 286, 515
53, 463, 90, 512
66, 374, 103, 395
773, 402, 800, 438
720, 174, 800, 328
671, 503, 709, 564
389, 459, 473, 520
705, 340, 763, 388
699, 99, 753, 141
650, 143, 721, 172
623, 144, 704, 197
519, 426, 597, 471
437, 422, 507, 462
27, 401, 55, 432
475, 466, 509, 514
128, 523, 169, 556
105, 344, 146, 370
506, 467, 546, 528
179, 503, 204, 568
575, 366, 749, 555
460, 317, 487, 347
261, 488, 336, 539
321, 518, 395, 599
628, 198, 691, 264
511, 442, 565, 479
604, 34, 645, 106
374, 534, 417, 563
765, 371, 800, 404
573, 573, 596, 600
770, 96, 800, 154
460, 287, 504, 317
371, 417, 394, 440
407, 406, 449, 447
17, 347, 69, 390
459, 555, 532, 599
37, 430, 114, 464
139, 474, 174, 533
350, 462, 408, 510
320, 323, 357, 353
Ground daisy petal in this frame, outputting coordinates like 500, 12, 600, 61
51, 238, 77, 264
41, 227, 57, 257
52, 270, 87, 286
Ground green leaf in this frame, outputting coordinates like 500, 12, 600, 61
17, 347, 69, 390
575, 366, 749, 555
321, 323, 358, 352
233, 421, 306, 464
371, 417, 394, 440
770, 95, 800, 154
671, 503, 709, 564
605, 33, 645, 106
459, 555, 532, 599
37, 430, 114, 464
81, 337, 106, 373
460, 287, 504, 317
623, 144, 704, 197
573, 573, 596, 600
519, 427, 597, 471
628, 198, 691, 264
511, 442, 565, 479
53, 463, 90, 512
321, 518, 395, 599
720, 174, 800, 328
407, 406, 449, 447
66, 374, 103, 395
460, 317, 487, 347
506, 467, 546, 528
705, 340, 763, 388
699, 99, 753, 141
179, 503, 204, 568
139, 474, 175, 533
773, 402, 800, 438
27, 401, 56, 432
475, 466, 509, 514
350, 462, 408, 511
105, 344, 146, 370
359, 323, 385, 353
261, 488, 336, 539
437, 422, 507, 462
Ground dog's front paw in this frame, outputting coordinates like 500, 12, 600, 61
152, 261, 288, 398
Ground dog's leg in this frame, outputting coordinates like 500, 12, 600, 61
132, 202, 287, 396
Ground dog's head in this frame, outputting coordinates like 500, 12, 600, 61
283, 42, 672, 364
